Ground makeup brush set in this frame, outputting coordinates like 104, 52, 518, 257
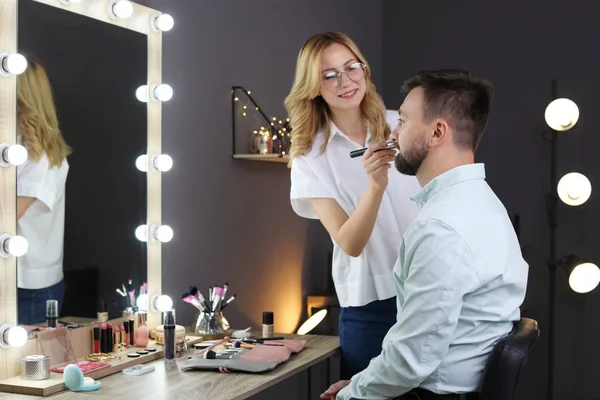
181, 283, 236, 313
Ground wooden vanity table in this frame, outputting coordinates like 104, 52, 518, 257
0, 333, 340, 400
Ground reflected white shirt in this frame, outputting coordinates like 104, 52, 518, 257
17, 142, 69, 290
290, 111, 421, 308
337, 163, 529, 399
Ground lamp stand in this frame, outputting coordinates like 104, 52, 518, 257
546, 79, 559, 400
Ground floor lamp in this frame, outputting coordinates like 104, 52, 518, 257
544, 80, 600, 400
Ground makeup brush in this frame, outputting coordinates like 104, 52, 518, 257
219, 294, 236, 311
221, 283, 229, 304
350, 140, 398, 158
212, 286, 224, 312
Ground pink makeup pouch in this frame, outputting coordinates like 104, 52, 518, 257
181, 339, 306, 373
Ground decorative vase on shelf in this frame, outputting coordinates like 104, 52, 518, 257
250, 129, 273, 154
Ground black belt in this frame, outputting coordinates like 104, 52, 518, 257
397, 388, 480, 400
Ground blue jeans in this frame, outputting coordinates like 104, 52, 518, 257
18, 280, 65, 325
339, 297, 397, 379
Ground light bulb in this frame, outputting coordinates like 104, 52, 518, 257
7, 326, 27, 347
557, 172, 591, 206
136, 293, 148, 311
0, 53, 27, 76
152, 84, 173, 102
153, 154, 173, 172
109, 0, 133, 19
153, 14, 174, 32
155, 225, 173, 242
545, 98, 579, 131
155, 295, 173, 312
135, 225, 148, 242
0, 325, 28, 348
0, 143, 27, 167
0, 234, 28, 258
136, 155, 148, 172
569, 262, 600, 294
135, 85, 148, 102
297, 309, 328, 335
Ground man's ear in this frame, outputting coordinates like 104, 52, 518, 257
429, 120, 449, 148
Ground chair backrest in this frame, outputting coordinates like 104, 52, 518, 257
479, 318, 540, 400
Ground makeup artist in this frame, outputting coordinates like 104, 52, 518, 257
322, 70, 529, 400
286, 31, 420, 380
16, 58, 71, 325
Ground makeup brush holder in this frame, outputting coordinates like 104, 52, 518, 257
194, 311, 229, 340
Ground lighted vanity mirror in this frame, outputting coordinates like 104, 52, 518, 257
16, 0, 147, 331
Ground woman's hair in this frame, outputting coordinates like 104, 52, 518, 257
17, 58, 71, 167
284, 31, 389, 166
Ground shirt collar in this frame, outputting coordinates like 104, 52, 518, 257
327, 120, 372, 145
411, 163, 486, 208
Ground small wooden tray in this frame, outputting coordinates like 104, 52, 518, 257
0, 336, 202, 397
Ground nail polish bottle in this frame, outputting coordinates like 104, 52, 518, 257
262, 311, 274, 338
97, 301, 108, 322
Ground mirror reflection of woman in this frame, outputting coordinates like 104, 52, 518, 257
16, 58, 71, 325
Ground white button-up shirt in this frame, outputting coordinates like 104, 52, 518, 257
337, 163, 529, 399
290, 111, 421, 308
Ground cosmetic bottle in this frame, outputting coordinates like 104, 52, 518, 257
135, 312, 149, 347
46, 300, 58, 329
262, 311, 274, 338
163, 309, 176, 367
97, 301, 108, 322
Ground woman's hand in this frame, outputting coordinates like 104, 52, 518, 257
362, 141, 396, 190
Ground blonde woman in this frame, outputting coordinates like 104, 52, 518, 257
286, 32, 421, 379
16, 58, 71, 325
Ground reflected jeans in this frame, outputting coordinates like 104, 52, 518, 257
18, 280, 65, 325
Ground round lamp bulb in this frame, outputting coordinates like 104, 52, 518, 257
156, 295, 173, 312
154, 84, 173, 102
297, 309, 328, 335
136, 293, 148, 311
569, 262, 600, 294
4, 54, 27, 75
545, 98, 579, 131
6, 145, 28, 166
135, 85, 148, 103
155, 225, 173, 242
155, 14, 174, 31
135, 225, 148, 242
154, 154, 173, 172
135, 155, 148, 172
7, 236, 28, 257
6, 326, 27, 348
557, 172, 592, 206
112, 0, 133, 19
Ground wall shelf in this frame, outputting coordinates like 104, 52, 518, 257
231, 86, 291, 162
233, 154, 289, 163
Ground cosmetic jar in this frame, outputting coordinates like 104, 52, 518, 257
20, 355, 50, 381
154, 324, 186, 345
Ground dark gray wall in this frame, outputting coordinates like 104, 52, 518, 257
383, 2, 600, 400
138, 0, 383, 349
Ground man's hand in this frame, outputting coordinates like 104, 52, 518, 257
320, 380, 351, 399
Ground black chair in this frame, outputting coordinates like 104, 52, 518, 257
479, 317, 540, 400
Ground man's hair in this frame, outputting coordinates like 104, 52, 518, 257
401, 69, 494, 151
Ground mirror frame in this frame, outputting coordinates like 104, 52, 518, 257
0, 0, 165, 380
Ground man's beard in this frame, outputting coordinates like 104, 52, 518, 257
395, 139, 428, 176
